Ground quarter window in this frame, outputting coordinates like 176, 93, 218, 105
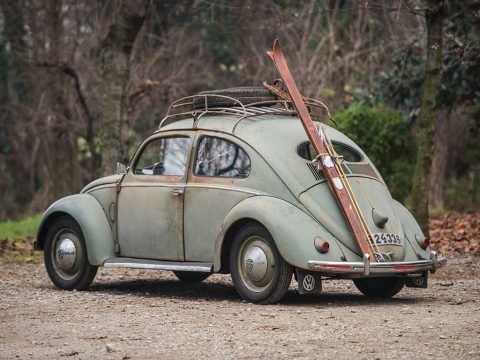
194, 137, 251, 178
135, 137, 190, 176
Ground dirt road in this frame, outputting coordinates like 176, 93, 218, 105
1, 255, 479, 359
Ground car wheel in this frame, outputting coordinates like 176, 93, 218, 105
230, 223, 292, 304
173, 271, 210, 283
353, 277, 405, 298
44, 216, 97, 290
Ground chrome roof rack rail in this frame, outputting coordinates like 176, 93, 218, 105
158, 92, 331, 129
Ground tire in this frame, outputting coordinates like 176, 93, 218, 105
229, 223, 292, 304
193, 87, 277, 109
173, 271, 210, 283
353, 277, 405, 298
44, 216, 97, 290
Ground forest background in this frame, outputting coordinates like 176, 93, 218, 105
0, 0, 478, 232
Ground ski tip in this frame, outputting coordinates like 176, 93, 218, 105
267, 39, 281, 60
273, 39, 281, 52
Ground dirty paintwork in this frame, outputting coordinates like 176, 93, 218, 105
36, 194, 115, 265
37, 111, 440, 281
185, 187, 252, 262
88, 186, 117, 224
213, 195, 347, 272
81, 174, 122, 193
117, 181, 185, 260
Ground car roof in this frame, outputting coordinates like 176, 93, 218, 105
158, 114, 372, 198
159, 114, 363, 154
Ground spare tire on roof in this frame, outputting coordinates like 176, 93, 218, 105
192, 87, 278, 109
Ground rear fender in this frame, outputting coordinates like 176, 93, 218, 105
393, 200, 431, 260
36, 194, 115, 265
214, 196, 347, 272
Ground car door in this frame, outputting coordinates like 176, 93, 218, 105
117, 133, 192, 261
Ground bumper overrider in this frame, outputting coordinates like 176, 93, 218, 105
308, 251, 447, 277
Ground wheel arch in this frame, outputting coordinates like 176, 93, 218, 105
36, 211, 69, 250
217, 217, 261, 273
36, 194, 115, 265
213, 196, 347, 272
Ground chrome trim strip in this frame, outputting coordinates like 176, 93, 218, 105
104, 257, 213, 272
186, 184, 262, 196
307, 254, 447, 275
119, 183, 261, 195
121, 183, 184, 188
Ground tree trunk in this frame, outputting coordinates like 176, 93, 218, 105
32, 0, 81, 210
429, 109, 450, 210
99, 1, 148, 175
0, 0, 32, 219
411, 0, 446, 236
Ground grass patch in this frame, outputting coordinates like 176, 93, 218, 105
0, 213, 42, 241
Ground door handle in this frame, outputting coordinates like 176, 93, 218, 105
171, 188, 185, 196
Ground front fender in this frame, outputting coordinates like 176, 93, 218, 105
36, 194, 115, 265
214, 196, 351, 271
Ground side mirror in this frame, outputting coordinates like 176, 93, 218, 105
116, 162, 128, 175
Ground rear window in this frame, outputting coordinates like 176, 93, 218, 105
298, 142, 362, 162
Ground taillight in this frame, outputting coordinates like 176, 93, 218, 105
314, 237, 330, 254
415, 234, 430, 250
322, 241, 330, 252
423, 238, 430, 249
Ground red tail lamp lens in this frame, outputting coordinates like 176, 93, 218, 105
314, 237, 330, 254
322, 241, 330, 252
423, 238, 430, 248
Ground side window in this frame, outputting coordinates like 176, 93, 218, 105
135, 137, 190, 176
194, 137, 251, 178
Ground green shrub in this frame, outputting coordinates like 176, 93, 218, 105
333, 105, 416, 202
0, 213, 42, 241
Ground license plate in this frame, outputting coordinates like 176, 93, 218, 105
372, 233, 402, 246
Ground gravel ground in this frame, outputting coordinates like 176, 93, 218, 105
0, 254, 479, 359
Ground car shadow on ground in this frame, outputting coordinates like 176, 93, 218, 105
280, 291, 424, 307
84, 277, 427, 307
90, 278, 241, 302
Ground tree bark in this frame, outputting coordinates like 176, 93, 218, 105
0, 0, 32, 219
99, 1, 148, 175
33, 0, 81, 209
411, 0, 446, 236
429, 109, 450, 210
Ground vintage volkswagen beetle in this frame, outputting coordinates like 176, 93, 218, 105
35, 88, 446, 304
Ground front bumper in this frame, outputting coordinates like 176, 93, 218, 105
308, 251, 447, 277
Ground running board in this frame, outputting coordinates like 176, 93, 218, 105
103, 257, 213, 273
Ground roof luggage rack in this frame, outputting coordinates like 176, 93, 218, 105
159, 86, 331, 129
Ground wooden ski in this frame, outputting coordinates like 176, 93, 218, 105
267, 39, 376, 261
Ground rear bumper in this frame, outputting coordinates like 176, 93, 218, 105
308, 251, 447, 277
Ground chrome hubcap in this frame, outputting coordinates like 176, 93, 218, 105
55, 238, 77, 271
238, 236, 275, 292
51, 230, 82, 280
244, 246, 268, 282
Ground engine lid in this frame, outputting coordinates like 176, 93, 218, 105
299, 176, 406, 261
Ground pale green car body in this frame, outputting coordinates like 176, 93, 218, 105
36, 113, 445, 295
